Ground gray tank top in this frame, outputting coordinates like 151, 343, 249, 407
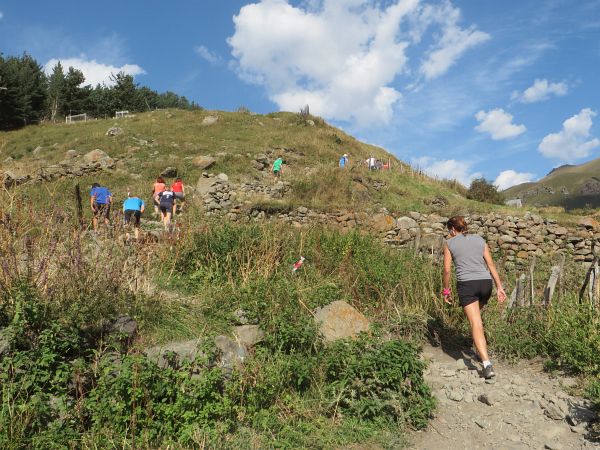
446, 234, 491, 282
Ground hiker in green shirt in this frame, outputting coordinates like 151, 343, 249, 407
272, 157, 283, 180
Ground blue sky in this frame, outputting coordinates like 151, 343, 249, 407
1, 0, 600, 189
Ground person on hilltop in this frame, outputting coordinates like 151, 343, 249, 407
123, 192, 145, 240
90, 182, 112, 232
339, 153, 349, 169
171, 177, 185, 213
366, 156, 377, 170
442, 216, 506, 379
155, 185, 176, 231
272, 156, 284, 181
152, 176, 166, 216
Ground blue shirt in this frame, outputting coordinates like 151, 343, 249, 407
90, 186, 111, 204
123, 197, 145, 212
339, 156, 348, 167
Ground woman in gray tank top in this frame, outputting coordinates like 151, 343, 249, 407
442, 216, 506, 379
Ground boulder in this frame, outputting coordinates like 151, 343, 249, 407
233, 325, 265, 348
160, 167, 178, 178
192, 155, 216, 169
214, 335, 247, 370
105, 127, 123, 137
251, 160, 265, 171
2, 171, 30, 188
371, 213, 396, 232
108, 316, 138, 341
579, 217, 600, 230
217, 173, 229, 182
202, 115, 219, 126
314, 300, 370, 342
145, 339, 203, 369
83, 149, 115, 169
396, 216, 418, 230
65, 149, 79, 159
196, 177, 218, 196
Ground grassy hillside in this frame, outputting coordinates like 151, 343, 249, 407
0, 108, 497, 216
1, 110, 599, 447
505, 158, 600, 211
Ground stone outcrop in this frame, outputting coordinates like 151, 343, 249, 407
314, 300, 370, 342
202, 115, 219, 126
239, 180, 291, 199
192, 155, 216, 169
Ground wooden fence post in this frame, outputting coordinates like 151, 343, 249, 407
544, 265, 561, 307
579, 256, 597, 305
516, 273, 526, 307
75, 183, 83, 227
529, 256, 536, 306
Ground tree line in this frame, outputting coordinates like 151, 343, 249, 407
0, 53, 200, 130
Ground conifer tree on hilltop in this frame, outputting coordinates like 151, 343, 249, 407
0, 53, 200, 130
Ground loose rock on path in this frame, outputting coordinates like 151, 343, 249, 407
409, 344, 597, 450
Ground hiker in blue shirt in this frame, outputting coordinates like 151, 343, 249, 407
123, 193, 145, 240
90, 182, 112, 232
339, 153, 349, 168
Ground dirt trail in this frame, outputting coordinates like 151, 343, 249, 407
409, 344, 598, 450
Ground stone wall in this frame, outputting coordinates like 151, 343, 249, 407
382, 212, 599, 263
225, 202, 598, 264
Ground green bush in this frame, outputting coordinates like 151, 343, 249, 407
467, 177, 504, 204
324, 335, 435, 429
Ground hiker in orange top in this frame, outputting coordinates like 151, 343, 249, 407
152, 176, 166, 216
171, 177, 185, 213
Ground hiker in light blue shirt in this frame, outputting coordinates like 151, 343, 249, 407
123, 193, 145, 240
339, 154, 349, 168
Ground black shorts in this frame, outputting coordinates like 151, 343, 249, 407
273, 170, 281, 177
124, 209, 141, 226
174, 192, 185, 200
159, 204, 173, 214
456, 279, 493, 307
93, 203, 110, 219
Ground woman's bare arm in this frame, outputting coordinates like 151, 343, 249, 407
443, 243, 452, 304
483, 244, 507, 302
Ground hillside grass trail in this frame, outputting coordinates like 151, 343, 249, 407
409, 344, 597, 450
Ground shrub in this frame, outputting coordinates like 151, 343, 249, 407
324, 335, 435, 429
467, 177, 504, 204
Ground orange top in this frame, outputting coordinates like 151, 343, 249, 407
153, 182, 166, 195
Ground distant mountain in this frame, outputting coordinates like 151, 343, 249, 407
546, 164, 575, 176
504, 157, 600, 210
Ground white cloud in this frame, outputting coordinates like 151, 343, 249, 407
0, 11, 4, 20
474, 108, 526, 140
413, 156, 481, 186
43, 57, 145, 87
494, 170, 535, 190
512, 78, 568, 103
195, 45, 221, 65
419, 2, 490, 79
538, 108, 600, 161
228, 0, 488, 126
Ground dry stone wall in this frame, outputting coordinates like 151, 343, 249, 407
383, 211, 599, 263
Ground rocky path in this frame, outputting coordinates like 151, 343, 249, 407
409, 344, 598, 450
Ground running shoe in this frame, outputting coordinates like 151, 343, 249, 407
482, 364, 495, 379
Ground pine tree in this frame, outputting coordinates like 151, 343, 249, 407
0, 53, 47, 128
46, 61, 65, 121
61, 67, 86, 117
